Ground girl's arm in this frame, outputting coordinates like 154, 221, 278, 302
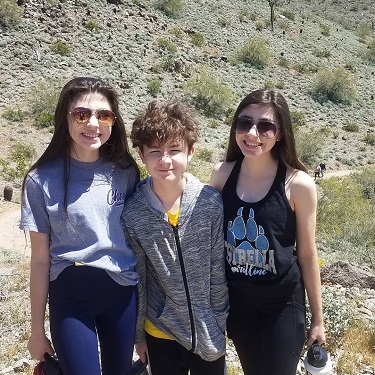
291, 171, 326, 346
28, 231, 54, 361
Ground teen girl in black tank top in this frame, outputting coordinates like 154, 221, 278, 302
210, 89, 325, 375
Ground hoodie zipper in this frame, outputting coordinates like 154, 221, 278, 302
172, 225, 196, 352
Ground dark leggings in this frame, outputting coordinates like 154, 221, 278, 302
49, 265, 137, 375
227, 285, 306, 375
146, 333, 225, 375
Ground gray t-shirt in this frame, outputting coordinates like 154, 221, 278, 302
20, 157, 139, 286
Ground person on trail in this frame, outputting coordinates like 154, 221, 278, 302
122, 100, 229, 375
210, 89, 325, 375
314, 164, 321, 180
20, 77, 140, 375
319, 163, 326, 177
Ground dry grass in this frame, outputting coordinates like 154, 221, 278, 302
0, 252, 36, 374
336, 321, 375, 374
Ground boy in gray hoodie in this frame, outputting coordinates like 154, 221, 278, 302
122, 100, 229, 375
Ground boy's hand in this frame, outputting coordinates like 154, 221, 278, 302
135, 341, 148, 363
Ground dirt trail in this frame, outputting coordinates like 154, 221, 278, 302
0, 205, 30, 258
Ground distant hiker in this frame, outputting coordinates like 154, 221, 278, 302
20, 77, 140, 375
314, 164, 321, 180
210, 89, 326, 375
319, 163, 326, 177
122, 100, 229, 375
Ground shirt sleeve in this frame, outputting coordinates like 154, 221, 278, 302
210, 194, 229, 333
20, 174, 51, 233
123, 222, 147, 343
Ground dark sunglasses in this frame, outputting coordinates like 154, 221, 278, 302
69, 107, 116, 127
235, 116, 280, 139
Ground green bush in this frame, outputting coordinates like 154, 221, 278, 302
138, 164, 149, 180
155, 0, 183, 18
317, 176, 375, 267
84, 19, 100, 32
34, 111, 54, 128
218, 17, 230, 27
319, 23, 330, 36
318, 286, 354, 352
29, 82, 59, 114
0, 0, 23, 28
238, 9, 250, 22
161, 55, 175, 71
290, 110, 306, 129
295, 129, 324, 167
169, 25, 183, 37
363, 133, 375, 146
343, 122, 359, 132
313, 49, 331, 58
49, 40, 70, 56
2, 108, 25, 122
365, 39, 375, 63
311, 67, 356, 104
356, 23, 372, 39
294, 61, 319, 74
281, 10, 295, 21
196, 148, 213, 162
147, 79, 162, 97
255, 19, 267, 31
208, 119, 220, 129
190, 32, 205, 47
278, 57, 290, 68
353, 166, 375, 201
184, 68, 233, 118
264, 80, 275, 89
235, 36, 272, 69
0, 142, 36, 185
157, 37, 177, 53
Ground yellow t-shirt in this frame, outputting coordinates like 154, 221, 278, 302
144, 209, 180, 340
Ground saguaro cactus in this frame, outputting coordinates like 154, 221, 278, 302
3, 185, 13, 201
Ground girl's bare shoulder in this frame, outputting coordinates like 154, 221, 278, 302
210, 161, 236, 192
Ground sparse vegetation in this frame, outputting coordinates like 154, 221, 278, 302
320, 23, 331, 36
190, 32, 205, 47
196, 147, 213, 162
363, 133, 375, 146
155, 0, 184, 18
365, 38, 375, 63
235, 36, 272, 69
147, 78, 162, 97
0, 142, 36, 185
84, 19, 100, 32
2, 108, 25, 122
184, 68, 233, 118
343, 122, 359, 132
311, 66, 356, 104
28, 80, 60, 129
0, 0, 23, 28
49, 40, 70, 56
317, 172, 375, 267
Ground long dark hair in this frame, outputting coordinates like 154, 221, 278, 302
22, 77, 139, 206
226, 89, 307, 172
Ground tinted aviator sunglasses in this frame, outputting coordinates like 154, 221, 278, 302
69, 107, 116, 127
235, 116, 280, 139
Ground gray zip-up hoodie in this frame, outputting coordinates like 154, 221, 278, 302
122, 173, 229, 361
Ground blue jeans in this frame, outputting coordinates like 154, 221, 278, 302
49, 265, 137, 375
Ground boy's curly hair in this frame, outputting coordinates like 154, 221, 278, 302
131, 100, 199, 150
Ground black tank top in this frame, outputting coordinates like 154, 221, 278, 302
222, 159, 300, 298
